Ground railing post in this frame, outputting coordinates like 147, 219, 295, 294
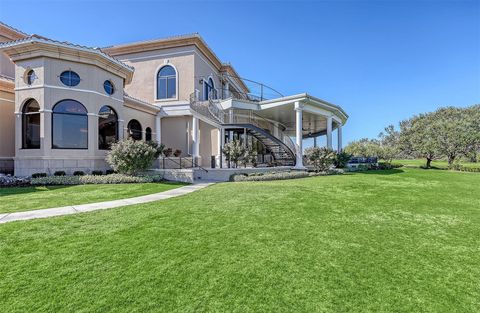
260, 84, 264, 101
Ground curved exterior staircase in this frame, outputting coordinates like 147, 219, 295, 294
190, 94, 296, 166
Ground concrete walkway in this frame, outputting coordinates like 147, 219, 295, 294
0, 182, 213, 224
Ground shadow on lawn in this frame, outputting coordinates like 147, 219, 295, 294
0, 185, 70, 196
356, 169, 405, 175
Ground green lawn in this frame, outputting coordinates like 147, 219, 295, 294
393, 158, 480, 169
0, 182, 184, 214
1, 168, 479, 312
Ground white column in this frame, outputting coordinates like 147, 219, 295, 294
294, 101, 306, 169
118, 120, 125, 140
224, 82, 230, 99
218, 128, 224, 168
155, 114, 162, 143
326, 116, 333, 150
337, 124, 343, 152
192, 116, 199, 157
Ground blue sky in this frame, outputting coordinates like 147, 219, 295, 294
1, 0, 479, 146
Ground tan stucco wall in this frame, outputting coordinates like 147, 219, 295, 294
12, 56, 140, 176
115, 46, 195, 105
194, 48, 222, 101
161, 116, 190, 156
0, 88, 15, 173
199, 120, 219, 167
122, 105, 156, 140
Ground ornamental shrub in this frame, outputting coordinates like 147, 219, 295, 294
146, 141, 165, 158
230, 171, 309, 182
222, 140, 245, 168
107, 139, 157, 175
334, 151, 352, 168
31, 174, 164, 186
73, 171, 85, 176
91, 170, 104, 176
305, 147, 337, 172
54, 171, 66, 176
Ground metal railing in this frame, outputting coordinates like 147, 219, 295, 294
190, 92, 296, 156
225, 109, 296, 154
156, 156, 208, 172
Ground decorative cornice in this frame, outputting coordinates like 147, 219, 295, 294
0, 35, 134, 84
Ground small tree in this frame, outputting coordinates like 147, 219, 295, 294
305, 147, 336, 172
222, 140, 245, 168
106, 139, 157, 175
146, 140, 165, 158
242, 147, 258, 168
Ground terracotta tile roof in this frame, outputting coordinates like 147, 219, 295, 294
0, 21, 29, 37
0, 34, 134, 72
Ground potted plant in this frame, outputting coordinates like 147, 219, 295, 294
163, 148, 173, 157
173, 149, 182, 157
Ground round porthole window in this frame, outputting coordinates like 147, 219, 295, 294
25, 69, 36, 85
59, 70, 80, 87
103, 80, 114, 95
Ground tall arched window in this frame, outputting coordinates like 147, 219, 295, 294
52, 99, 88, 149
204, 77, 216, 100
22, 99, 41, 149
145, 127, 152, 142
156, 65, 176, 100
98, 106, 118, 150
127, 119, 142, 140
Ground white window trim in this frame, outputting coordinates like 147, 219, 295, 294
154, 63, 179, 102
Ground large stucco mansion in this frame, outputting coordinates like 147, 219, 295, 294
0, 22, 348, 177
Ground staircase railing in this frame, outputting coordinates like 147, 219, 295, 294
189, 93, 296, 157
226, 109, 296, 155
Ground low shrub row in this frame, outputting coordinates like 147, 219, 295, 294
230, 169, 342, 182
31, 169, 116, 178
31, 174, 164, 186
230, 171, 310, 182
0, 174, 30, 188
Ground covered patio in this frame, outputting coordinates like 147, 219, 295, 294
224, 93, 348, 169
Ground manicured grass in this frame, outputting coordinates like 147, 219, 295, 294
0, 182, 185, 214
0, 168, 479, 312
393, 158, 480, 169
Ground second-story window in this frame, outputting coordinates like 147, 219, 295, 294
157, 65, 176, 100
204, 77, 216, 100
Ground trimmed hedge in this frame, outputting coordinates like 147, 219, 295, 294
31, 174, 164, 186
229, 170, 342, 182
231, 171, 310, 182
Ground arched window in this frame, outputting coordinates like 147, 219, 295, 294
145, 127, 152, 142
204, 77, 216, 100
156, 65, 176, 100
59, 70, 81, 87
22, 99, 41, 149
127, 119, 142, 140
52, 99, 88, 149
26, 70, 36, 85
98, 106, 118, 150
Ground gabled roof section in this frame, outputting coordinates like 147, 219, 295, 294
0, 21, 28, 41
103, 33, 249, 92
0, 34, 134, 83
